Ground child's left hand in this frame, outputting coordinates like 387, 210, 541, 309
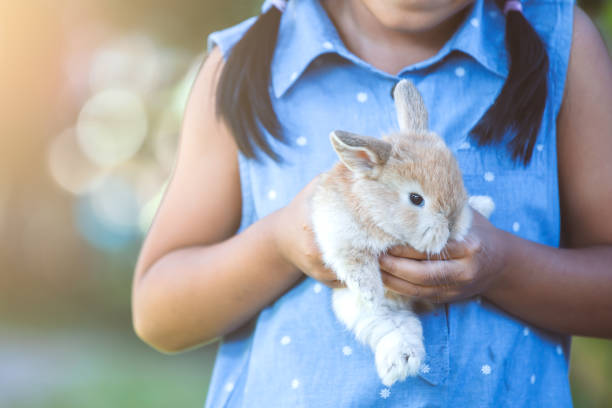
379, 211, 509, 303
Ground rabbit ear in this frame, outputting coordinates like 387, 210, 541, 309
330, 130, 392, 176
393, 79, 428, 132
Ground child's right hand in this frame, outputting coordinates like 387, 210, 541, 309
274, 177, 344, 289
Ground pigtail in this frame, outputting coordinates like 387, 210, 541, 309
470, 0, 549, 165
215, 6, 283, 160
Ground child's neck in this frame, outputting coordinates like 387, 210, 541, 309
323, 0, 473, 75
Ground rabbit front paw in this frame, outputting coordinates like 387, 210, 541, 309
358, 285, 384, 304
375, 330, 425, 387
343, 276, 385, 305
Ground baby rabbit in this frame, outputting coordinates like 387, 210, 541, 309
310, 79, 493, 387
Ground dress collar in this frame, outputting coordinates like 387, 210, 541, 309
268, 0, 509, 98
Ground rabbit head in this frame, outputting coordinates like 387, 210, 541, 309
329, 80, 471, 254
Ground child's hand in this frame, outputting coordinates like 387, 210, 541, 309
274, 177, 344, 289
379, 211, 508, 303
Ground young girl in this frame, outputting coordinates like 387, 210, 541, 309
132, 0, 612, 406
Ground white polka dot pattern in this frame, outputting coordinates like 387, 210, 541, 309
481, 364, 492, 375
458, 141, 471, 150
356, 92, 368, 103
513, 222, 520, 232
455, 67, 466, 77
291, 379, 300, 389
484, 172, 495, 182
280, 335, 291, 345
342, 346, 353, 356
267, 190, 277, 200
296, 136, 307, 146
322, 41, 333, 50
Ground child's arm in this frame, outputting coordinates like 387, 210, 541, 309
484, 6, 612, 337
131, 47, 336, 353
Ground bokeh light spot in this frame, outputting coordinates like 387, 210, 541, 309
47, 127, 106, 195
89, 34, 161, 94
76, 88, 148, 167
75, 176, 140, 251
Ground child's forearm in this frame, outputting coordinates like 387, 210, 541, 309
132, 209, 302, 353
484, 234, 612, 338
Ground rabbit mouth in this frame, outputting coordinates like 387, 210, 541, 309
411, 225, 449, 255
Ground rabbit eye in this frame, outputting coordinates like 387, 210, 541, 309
409, 193, 424, 207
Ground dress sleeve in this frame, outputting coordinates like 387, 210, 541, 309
207, 16, 258, 59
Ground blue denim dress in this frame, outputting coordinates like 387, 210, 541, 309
205, 0, 575, 406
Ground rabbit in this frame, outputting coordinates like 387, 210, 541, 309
310, 79, 494, 387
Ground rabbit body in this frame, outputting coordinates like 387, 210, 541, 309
310, 80, 494, 386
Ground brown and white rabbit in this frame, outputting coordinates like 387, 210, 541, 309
310, 79, 494, 386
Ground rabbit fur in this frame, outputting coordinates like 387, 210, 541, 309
310, 79, 494, 387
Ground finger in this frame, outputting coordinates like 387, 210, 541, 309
445, 237, 482, 259
386, 242, 462, 261
381, 272, 437, 297
306, 261, 343, 284
380, 255, 463, 287
316, 278, 344, 289
387, 238, 480, 261
387, 245, 430, 260
312, 270, 339, 284
325, 279, 345, 289
381, 272, 459, 303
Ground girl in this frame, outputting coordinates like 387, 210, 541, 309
132, 0, 612, 406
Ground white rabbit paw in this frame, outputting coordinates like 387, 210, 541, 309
374, 330, 425, 387
468, 195, 495, 219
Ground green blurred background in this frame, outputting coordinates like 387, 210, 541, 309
1, 1, 611, 407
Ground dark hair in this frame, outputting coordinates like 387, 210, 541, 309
215, 6, 283, 160
470, 0, 549, 165
216, 1, 549, 165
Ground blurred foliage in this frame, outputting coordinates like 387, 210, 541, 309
571, 337, 612, 408
579, 0, 612, 49
579, 0, 605, 15
1, 1, 611, 407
